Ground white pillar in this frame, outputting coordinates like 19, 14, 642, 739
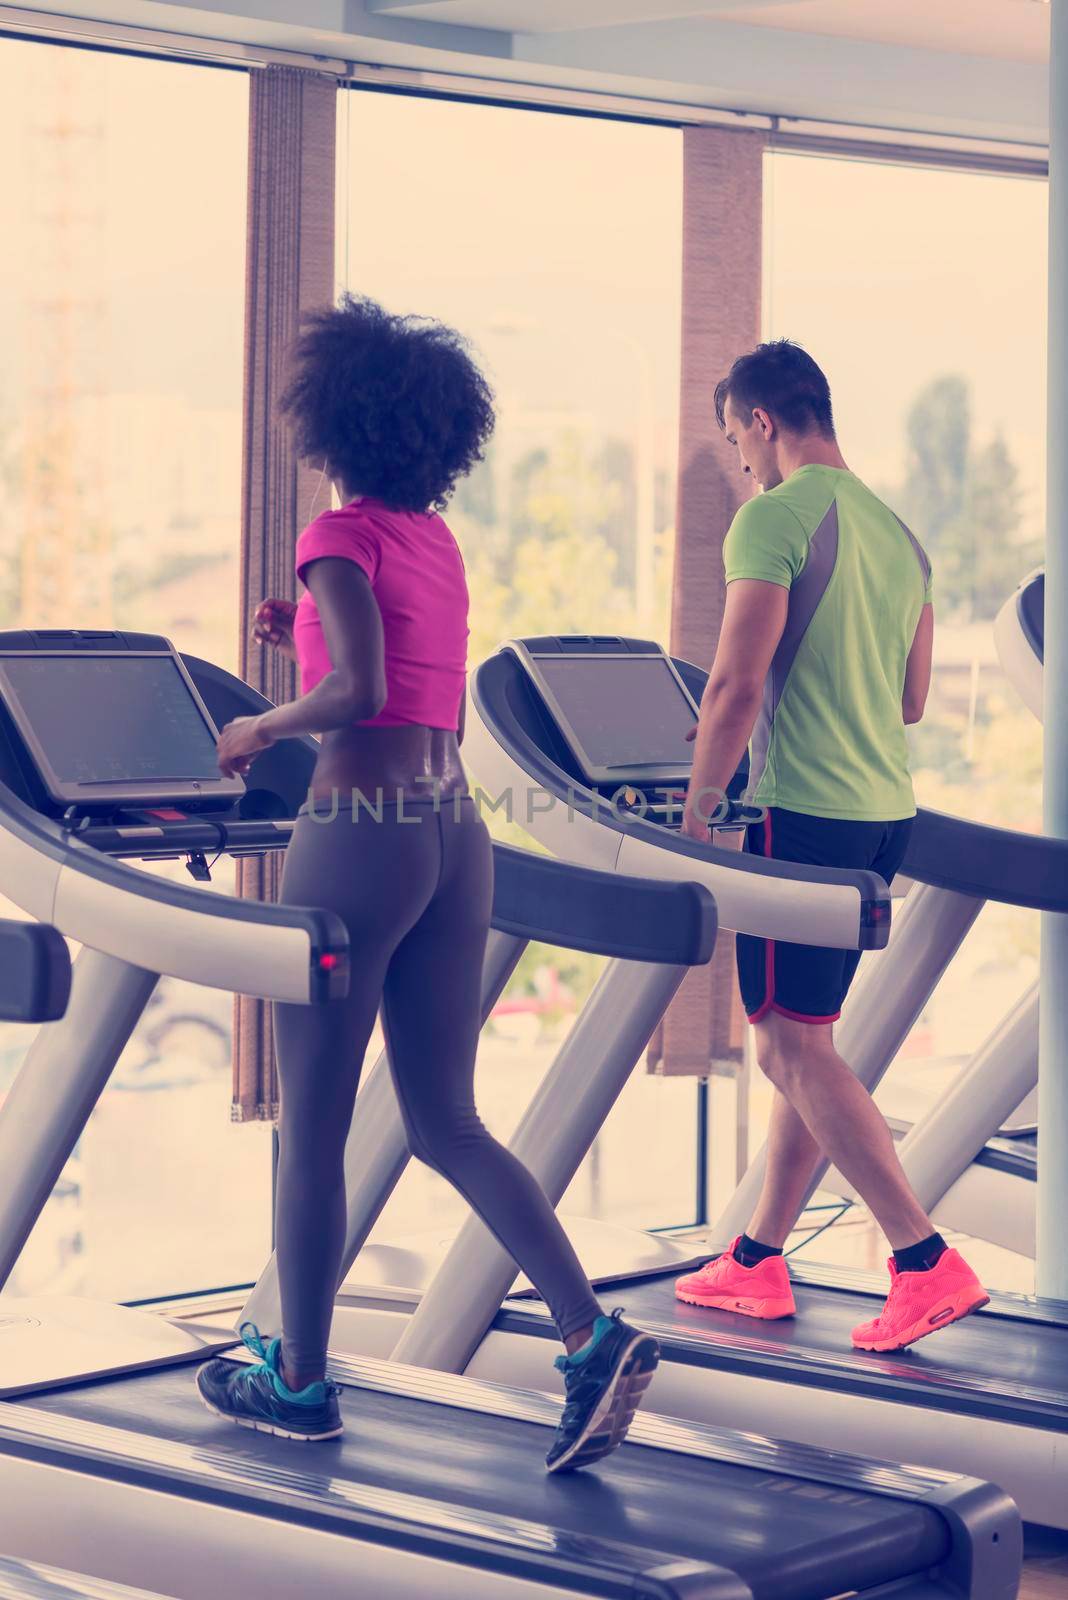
1037, 0, 1068, 1301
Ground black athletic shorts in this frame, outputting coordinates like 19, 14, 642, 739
736, 805, 913, 1024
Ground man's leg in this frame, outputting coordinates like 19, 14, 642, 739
689, 812, 987, 1347
746, 1090, 823, 1249
751, 1011, 934, 1251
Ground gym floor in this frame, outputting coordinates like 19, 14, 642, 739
1021, 1526, 1068, 1597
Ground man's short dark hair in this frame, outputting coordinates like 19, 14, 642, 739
714, 340, 835, 439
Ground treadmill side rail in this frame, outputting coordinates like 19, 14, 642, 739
922, 1480, 1023, 1600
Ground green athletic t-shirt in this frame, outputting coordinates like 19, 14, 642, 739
723, 465, 932, 822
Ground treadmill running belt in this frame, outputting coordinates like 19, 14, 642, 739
496, 1274, 1068, 1430
21, 1364, 951, 1600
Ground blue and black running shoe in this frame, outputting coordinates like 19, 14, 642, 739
196, 1323, 342, 1442
546, 1308, 659, 1473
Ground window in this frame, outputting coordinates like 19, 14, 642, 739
764, 151, 1046, 832
338, 90, 702, 1237
0, 38, 262, 1301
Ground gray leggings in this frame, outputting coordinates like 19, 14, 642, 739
273, 796, 603, 1373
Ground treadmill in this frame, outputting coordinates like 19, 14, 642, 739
0, 629, 1019, 1600
275, 632, 1067, 1529
0, 923, 172, 1600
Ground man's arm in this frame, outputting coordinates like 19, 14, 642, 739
902, 602, 934, 725
682, 578, 788, 837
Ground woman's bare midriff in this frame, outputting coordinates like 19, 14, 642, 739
307, 723, 469, 807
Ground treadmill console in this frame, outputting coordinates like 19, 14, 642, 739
507, 636, 748, 825
0, 632, 245, 815
0, 629, 319, 881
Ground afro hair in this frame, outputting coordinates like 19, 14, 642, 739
278, 293, 496, 513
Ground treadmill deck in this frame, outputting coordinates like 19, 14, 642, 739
497, 1266, 1068, 1431
12, 1360, 963, 1600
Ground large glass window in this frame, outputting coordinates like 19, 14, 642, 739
338, 90, 700, 1239
0, 39, 262, 1301
764, 151, 1046, 831
338, 91, 682, 655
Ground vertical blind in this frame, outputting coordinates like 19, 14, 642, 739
648, 124, 766, 1079
233, 64, 337, 1121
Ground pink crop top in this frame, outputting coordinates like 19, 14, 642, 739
293, 497, 469, 730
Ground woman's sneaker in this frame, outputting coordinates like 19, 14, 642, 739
545, 1309, 659, 1474
675, 1238, 796, 1318
196, 1322, 342, 1442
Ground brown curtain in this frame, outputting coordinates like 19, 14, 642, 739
647, 124, 767, 1079
232, 65, 337, 1122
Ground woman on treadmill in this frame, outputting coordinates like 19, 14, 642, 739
196, 293, 658, 1471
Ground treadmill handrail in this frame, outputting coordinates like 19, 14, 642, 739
0, 781, 348, 1003
0, 921, 70, 1023
68, 827, 716, 965
905, 806, 1068, 911
0, 770, 719, 1004
491, 843, 716, 965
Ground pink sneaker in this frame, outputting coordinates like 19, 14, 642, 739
675, 1238, 796, 1318
852, 1248, 990, 1352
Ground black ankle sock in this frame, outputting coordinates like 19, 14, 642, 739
893, 1233, 947, 1273
733, 1233, 784, 1269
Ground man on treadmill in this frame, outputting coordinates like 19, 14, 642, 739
674, 339, 989, 1351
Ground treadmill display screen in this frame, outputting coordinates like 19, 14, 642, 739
534, 654, 697, 775
0, 651, 243, 807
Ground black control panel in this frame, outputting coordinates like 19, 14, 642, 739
0, 630, 317, 877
